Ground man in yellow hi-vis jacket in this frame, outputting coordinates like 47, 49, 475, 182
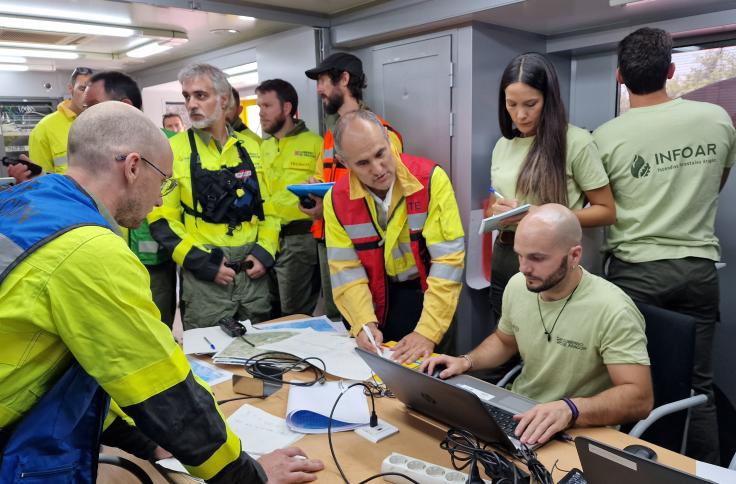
323, 110, 465, 364
0, 101, 323, 482
148, 64, 281, 329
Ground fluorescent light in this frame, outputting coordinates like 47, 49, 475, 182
0, 55, 25, 63
0, 47, 78, 59
228, 72, 258, 86
0, 63, 27, 71
126, 42, 172, 58
0, 3, 131, 25
0, 16, 135, 37
239, 16, 256, 21
27, 64, 55, 71
0, 41, 76, 51
609, 0, 656, 5
224, 62, 257, 76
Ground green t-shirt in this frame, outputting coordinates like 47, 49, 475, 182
490, 124, 609, 213
498, 268, 650, 403
594, 98, 736, 263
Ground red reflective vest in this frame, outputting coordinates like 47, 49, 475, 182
312, 115, 403, 240
331, 153, 434, 325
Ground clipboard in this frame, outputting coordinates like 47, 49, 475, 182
286, 182, 335, 198
477, 204, 532, 234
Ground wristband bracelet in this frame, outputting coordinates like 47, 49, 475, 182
562, 397, 579, 428
460, 354, 473, 371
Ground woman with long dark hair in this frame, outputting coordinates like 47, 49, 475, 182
488, 52, 615, 324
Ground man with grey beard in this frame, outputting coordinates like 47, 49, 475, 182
148, 63, 281, 329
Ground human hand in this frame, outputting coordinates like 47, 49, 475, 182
7, 157, 32, 183
298, 195, 323, 220
390, 332, 435, 364
493, 198, 527, 227
152, 446, 172, 461
356, 323, 384, 353
245, 255, 266, 279
418, 354, 470, 379
214, 258, 236, 285
512, 400, 573, 445
257, 447, 324, 483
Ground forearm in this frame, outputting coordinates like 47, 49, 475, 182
574, 203, 615, 227
572, 383, 652, 427
466, 332, 518, 371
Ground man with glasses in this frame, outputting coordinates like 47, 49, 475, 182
148, 64, 281, 329
8, 67, 93, 183
83, 71, 178, 329
0, 101, 323, 483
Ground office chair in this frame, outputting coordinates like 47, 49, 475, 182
98, 454, 154, 484
625, 303, 707, 454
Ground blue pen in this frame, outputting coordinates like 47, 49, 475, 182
203, 336, 216, 351
489, 187, 505, 199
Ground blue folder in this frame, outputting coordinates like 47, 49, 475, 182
286, 182, 335, 198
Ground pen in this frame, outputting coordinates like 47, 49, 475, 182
240, 335, 255, 347
491, 187, 505, 199
362, 325, 382, 356
203, 336, 216, 351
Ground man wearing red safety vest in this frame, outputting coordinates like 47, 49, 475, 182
323, 110, 465, 364
303, 52, 403, 320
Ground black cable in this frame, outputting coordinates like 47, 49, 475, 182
357, 472, 421, 484
244, 351, 326, 386
514, 443, 554, 484
216, 395, 264, 405
440, 428, 528, 483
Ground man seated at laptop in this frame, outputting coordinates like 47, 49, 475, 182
421, 204, 653, 446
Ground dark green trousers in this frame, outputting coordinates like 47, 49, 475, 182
607, 256, 720, 464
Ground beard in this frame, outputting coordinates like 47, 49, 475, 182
115, 187, 150, 229
263, 113, 286, 135
526, 255, 569, 293
190, 102, 223, 130
323, 90, 344, 115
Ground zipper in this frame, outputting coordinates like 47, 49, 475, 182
20, 464, 75, 478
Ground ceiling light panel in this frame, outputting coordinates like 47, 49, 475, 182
0, 2, 131, 25
0, 41, 76, 50
0, 47, 78, 59
0, 55, 25, 63
126, 42, 172, 58
0, 16, 135, 37
224, 62, 258, 76
0, 63, 27, 71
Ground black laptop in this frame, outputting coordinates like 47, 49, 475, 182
355, 347, 538, 451
575, 436, 715, 484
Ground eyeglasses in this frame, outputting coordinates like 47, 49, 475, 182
70, 67, 93, 83
115, 154, 177, 196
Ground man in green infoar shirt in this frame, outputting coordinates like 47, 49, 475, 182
594, 27, 736, 464
421, 204, 653, 447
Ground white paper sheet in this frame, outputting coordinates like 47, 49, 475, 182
252, 315, 348, 335
186, 356, 233, 386
259, 329, 372, 380
696, 460, 736, 483
183, 326, 233, 354
286, 381, 369, 433
227, 404, 304, 457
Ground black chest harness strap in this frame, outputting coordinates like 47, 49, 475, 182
182, 129, 265, 236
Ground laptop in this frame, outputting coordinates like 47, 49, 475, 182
355, 347, 538, 451
575, 436, 715, 484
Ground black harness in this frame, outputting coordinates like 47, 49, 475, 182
182, 129, 265, 236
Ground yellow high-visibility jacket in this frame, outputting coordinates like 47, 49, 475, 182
323, 155, 465, 343
28, 99, 77, 174
148, 129, 280, 280
260, 120, 322, 225
0, 207, 264, 481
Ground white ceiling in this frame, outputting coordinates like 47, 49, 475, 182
471, 0, 736, 37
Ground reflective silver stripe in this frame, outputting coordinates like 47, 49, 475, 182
428, 263, 463, 282
408, 212, 427, 231
330, 266, 368, 288
428, 237, 465, 258
327, 247, 359, 261
138, 241, 160, 254
395, 265, 419, 282
344, 222, 378, 239
391, 242, 413, 261
0, 233, 23, 274
52, 155, 67, 167
324, 148, 334, 159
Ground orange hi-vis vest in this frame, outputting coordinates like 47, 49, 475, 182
311, 115, 403, 240
330, 153, 433, 326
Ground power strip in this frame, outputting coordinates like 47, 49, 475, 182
380, 453, 491, 484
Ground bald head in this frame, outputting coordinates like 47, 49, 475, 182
68, 101, 171, 175
518, 204, 582, 251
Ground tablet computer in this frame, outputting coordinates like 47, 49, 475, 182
286, 182, 335, 198
0, 177, 15, 187
478, 204, 532, 234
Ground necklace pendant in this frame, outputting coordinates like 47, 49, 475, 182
546, 332, 551, 343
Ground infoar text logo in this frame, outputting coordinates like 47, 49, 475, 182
630, 155, 651, 178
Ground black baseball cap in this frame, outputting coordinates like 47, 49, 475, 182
305, 52, 363, 80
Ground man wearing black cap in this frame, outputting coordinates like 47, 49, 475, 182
303, 52, 404, 321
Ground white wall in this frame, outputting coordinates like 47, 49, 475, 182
0, 70, 72, 99
141, 81, 188, 130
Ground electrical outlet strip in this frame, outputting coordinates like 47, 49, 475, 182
354, 419, 399, 443
380, 453, 491, 484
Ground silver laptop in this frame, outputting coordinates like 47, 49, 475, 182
576, 437, 715, 484
355, 347, 538, 451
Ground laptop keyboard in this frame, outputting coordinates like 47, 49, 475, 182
482, 403, 519, 436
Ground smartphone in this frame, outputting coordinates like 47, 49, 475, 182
2, 156, 43, 176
